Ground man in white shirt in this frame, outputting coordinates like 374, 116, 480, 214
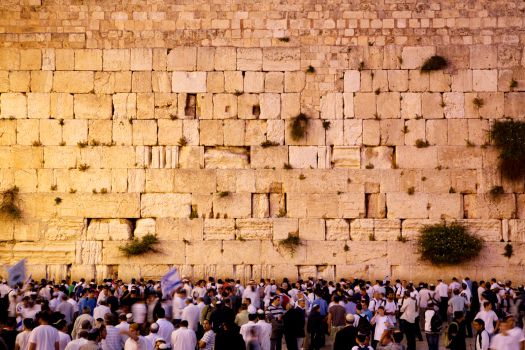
257, 310, 272, 350
156, 308, 174, 348
102, 314, 122, 350
93, 300, 111, 322
124, 323, 149, 350
473, 318, 489, 350
144, 323, 162, 350
181, 298, 200, 333
489, 316, 525, 350
436, 279, 449, 321
171, 320, 197, 350
240, 313, 259, 344
475, 302, 499, 335
28, 312, 60, 350
115, 313, 131, 345
64, 331, 89, 350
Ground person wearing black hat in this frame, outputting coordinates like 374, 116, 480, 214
446, 311, 466, 350
306, 305, 324, 350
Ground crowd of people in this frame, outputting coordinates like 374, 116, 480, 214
0, 275, 524, 350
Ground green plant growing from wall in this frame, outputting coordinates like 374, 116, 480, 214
279, 232, 302, 256
420, 56, 448, 72
290, 113, 309, 141
503, 243, 513, 258
260, 140, 279, 148
418, 222, 483, 265
119, 234, 159, 257
322, 120, 331, 130
306, 65, 316, 74
489, 185, 504, 197
178, 136, 188, 147
0, 186, 21, 220
415, 139, 430, 148
472, 97, 484, 109
490, 120, 525, 180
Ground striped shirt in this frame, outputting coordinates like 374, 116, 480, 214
267, 305, 284, 321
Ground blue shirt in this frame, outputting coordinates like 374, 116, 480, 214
312, 298, 328, 316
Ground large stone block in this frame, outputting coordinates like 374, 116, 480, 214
87, 218, 132, 241
464, 194, 516, 219
156, 218, 203, 241
251, 146, 288, 169
212, 193, 251, 218
13, 242, 75, 264
172, 169, 216, 194
396, 146, 437, 169
141, 193, 191, 218
236, 219, 272, 239
74, 94, 112, 119
237, 48, 262, 71
74, 49, 102, 70
171, 72, 206, 93
56, 193, 140, 218
53, 71, 94, 93
262, 48, 300, 71
386, 193, 429, 219
167, 47, 196, 71
103, 240, 185, 265
1, 93, 26, 119
131, 48, 153, 71
204, 147, 249, 169
401, 46, 436, 69
332, 146, 360, 168
103, 49, 130, 71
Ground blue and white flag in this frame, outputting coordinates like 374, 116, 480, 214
161, 267, 182, 298
7, 259, 26, 287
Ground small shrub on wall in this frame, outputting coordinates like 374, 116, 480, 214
418, 222, 483, 265
490, 120, 525, 180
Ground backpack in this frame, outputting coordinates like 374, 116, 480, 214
444, 321, 458, 349
430, 313, 442, 333
357, 314, 371, 335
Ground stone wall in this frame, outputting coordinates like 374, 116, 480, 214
0, 0, 525, 282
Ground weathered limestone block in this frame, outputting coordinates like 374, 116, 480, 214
30, 71, 53, 93
396, 146, 437, 169
10, 71, 30, 92
0, 48, 20, 70
404, 120, 425, 146
350, 219, 374, 241
200, 120, 224, 145
386, 193, 428, 219
305, 241, 347, 264
421, 93, 444, 119
178, 146, 204, 169
204, 219, 235, 240
172, 72, 206, 93
11, 146, 43, 169
388, 70, 408, 91
260, 240, 306, 265
204, 147, 249, 169
167, 47, 196, 71
372, 219, 401, 241
222, 241, 261, 264
361, 147, 393, 169
504, 93, 525, 118
13, 242, 75, 264
103, 49, 130, 71
212, 193, 251, 218
354, 93, 376, 119
259, 93, 280, 119
470, 45, 497, 69
438, 146, 482, 169
320, 93, 343, 120
70, 265, 95, 281
426, 120, 447, 146
74, 94, 112, 119
464, 194, 516, 219
245, 120, 267, 145
74, 49, 102, 70
132, 72, 152, 92
332, 146, 360, 168
213, 94, 238, 119
141, 194, 191, 218
103, 240, 185, 265
50, 93, 73, 119
131, 48, 153, 71
326, 219, 350, 240
473, 70, 498, 92
16, 119, 39, 145
156, 218, 203, 241
273, 218, 299, 240
265, 72, 283, 93
56, 194, 140, 218
508, 220, 525, 242
132, 120, 157, 145
237, 48, 262, 71
244, 71, 264, 93
344, 70, 360, 92
134, 218, 156, 238
401, 46, 435, 69
236, 219, 272, 239
379, 119, 403, 145
53, 71, 93, 93
457, 219, 502, 242
238, 94, 260, 120
447, 120, 468, 145
262, 48, 300, 71
75, 241, 102, 264
252, 193, 269, 218
427, 194, 463, 219
43, 218, 85, 240
400, 93, 421, 119
214, 47, 236, 71
185, 241, 223, 264
0, 121, 16, 145
377, 92, 400, 119
87, 219, 132, 241
1, 93, 26, 118
289, 146, 318, 169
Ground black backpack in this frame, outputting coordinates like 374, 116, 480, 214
357, 314, 371, 335
430, 312, 442, 332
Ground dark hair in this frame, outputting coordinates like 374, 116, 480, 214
23, 318, 34, 330
87, 329, 100, 341
473, 318, 485, 327
180, 320, 189, 327
248, 313, 257, 321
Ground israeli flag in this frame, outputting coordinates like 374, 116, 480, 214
8, 259, 26, 287
161, 267, 182, 298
